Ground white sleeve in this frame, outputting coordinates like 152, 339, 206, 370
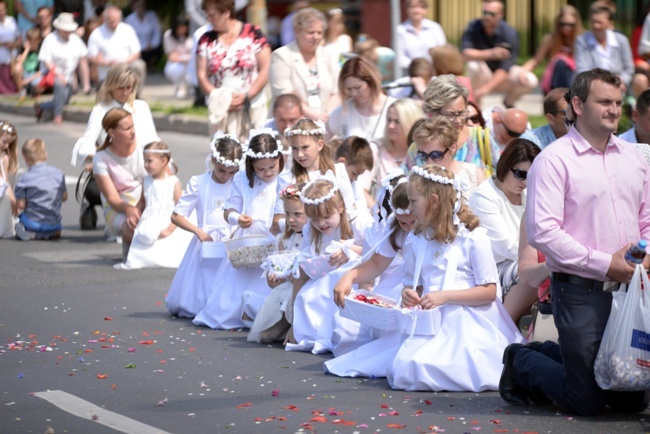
92, 152, 109, 176
133, 100, 159, 144
468, 228, 499, 286
71, 104, 109, 166
174, 175, 201, 217
326, 105, 344, 138
87, 30, 99, 58
162, 30, 174, 54
224, 172, 244, 212
37, 35, 53, 64
401, 233, 418, 287
125, 24, 142, 54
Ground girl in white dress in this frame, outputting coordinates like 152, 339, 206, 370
193, 131, 283, 330
329, 179, 416, 357
248, 183, 307, 343
166, 133, 242, 318
284, 177, 367, 353
116, 142, 192, 269
275, 119, 357, 233
0, 121, 18, 238
325, 165, 524, 392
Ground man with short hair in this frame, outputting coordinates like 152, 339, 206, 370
619, 88, 650, 163
87, 5, 146, 91
521, 87, 569, 149
264, 94, 304, 134
483, 106, 529, 159
500, 68, 650, 416
461, 0, 538, 107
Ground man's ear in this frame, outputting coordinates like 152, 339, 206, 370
336, 156, 346, 164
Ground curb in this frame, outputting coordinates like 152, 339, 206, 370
0, 99, 210, 137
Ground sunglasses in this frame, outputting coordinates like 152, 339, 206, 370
483, 10, 498, 17
417, 148, 448, 162
467, 115, 482, 124
558, 22, 576, 28
511, 168, 528, 181
501, 122, 523, 138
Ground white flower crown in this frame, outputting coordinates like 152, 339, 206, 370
300, 171, 339, 206
246, 128, 283, 159
410, 165, 454, 185
210, 131, 243, 167
144, 149, 171, 154
284, 120, 327, 137
390, 202, 412, 215
381, 168, 406, 193
0, 123, 14, 134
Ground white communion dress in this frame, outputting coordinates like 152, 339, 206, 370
117, 175, 192, 269
193, 171, 278, 330
166, 172, 235, 318
324, 226, 525, 392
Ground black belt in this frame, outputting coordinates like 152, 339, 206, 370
551, 272, 619, 292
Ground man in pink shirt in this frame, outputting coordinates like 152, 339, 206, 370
500, 68, 650, 415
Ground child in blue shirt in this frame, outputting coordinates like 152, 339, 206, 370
14, 138, 67, 240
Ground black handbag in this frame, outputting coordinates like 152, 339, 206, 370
76, 170, 101, 230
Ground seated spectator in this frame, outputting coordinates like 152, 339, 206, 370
124, 0, 162, 70
324, 8, 352, 56
87, 6, 146, 93
482, 106, 530, 154
14, 138, 67, 241
466, 100, 485, 128
396, 0, 446, 74
468, 138, 541, 321
0, 0, 21, 94
83, 15, 103, 89
269, 7, 341, 122
15, 1, 53, 36
163, 15, 193, 98
263, 93, 303, 134
84, 0, 109, 23
520, 87, 569, 149
36, 6, 53, 38
575, 2, 634, 91
522, 5, 583, 94
11, 27, 43, 97
354, 34, 379, 65
35, 13, 90, 125
430, 44, 474, 102
461, 0, 538, 108
386, 57, 432, 100
619, 88, 650, 164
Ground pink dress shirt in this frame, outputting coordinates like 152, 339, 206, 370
526, 126, 650, 281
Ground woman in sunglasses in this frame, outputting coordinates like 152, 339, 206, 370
468, 138, 540, 321
411, 116, 486, 198
522, 5, 583, 94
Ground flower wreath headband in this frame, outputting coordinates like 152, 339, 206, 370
144, 148, 171, 154
280, 184, 301, 199
284, 120, 327, 137
210, 131, 243, 167
381, 168, 407, 194
0, 122, 15, 134
410, 166, 462, 225
388, 177, 411, 215
300, 170, 339, 206
246, 128, 283, 159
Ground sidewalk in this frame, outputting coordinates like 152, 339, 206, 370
0, 73, 545, 136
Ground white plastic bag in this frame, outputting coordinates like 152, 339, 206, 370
594, 264, 650, 391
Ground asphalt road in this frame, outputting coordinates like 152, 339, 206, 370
0, 113, 648, 434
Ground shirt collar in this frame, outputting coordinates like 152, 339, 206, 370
404, 19, 433, 32
568, 125, 621, 154
585, 29, 619, 48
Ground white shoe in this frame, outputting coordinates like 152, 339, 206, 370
175, 83, 188, 99
15, 223, 34, 241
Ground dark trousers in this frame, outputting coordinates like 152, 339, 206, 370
513, 278, 648, 416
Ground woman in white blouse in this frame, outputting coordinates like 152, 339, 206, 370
71, 63, 158, 168
269, 7, 340, 122
468, 139, 541, 318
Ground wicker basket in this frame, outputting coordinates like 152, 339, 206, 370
224, 235, 276, 269
339, 289, 399, 331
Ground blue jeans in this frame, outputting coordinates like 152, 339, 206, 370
19, 213, 62, 233
40, 81, 71, 117
513, 278, 648, 416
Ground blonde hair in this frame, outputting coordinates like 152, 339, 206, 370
290, 118, 336, 183
22, 138, 47, 163
384, 99, 424, 153
0, 121, 18, 174
303, 179, 352, 253
412, 117, 459, 152
429, 44, 465, 76
97, 64, 139, 106
144, 141, 177, 173
422, 74, 469, 116
281, 182, 306, 240
409, 165, 479, 242
292, 7, 327, 34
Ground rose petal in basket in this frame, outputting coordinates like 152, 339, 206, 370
339, 289, 399, 331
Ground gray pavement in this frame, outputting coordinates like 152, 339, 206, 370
0, 113, 647, 433
0, 73, 545, 138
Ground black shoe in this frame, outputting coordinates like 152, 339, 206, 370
528, 389, 553, 405
499, 343, 530, 406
